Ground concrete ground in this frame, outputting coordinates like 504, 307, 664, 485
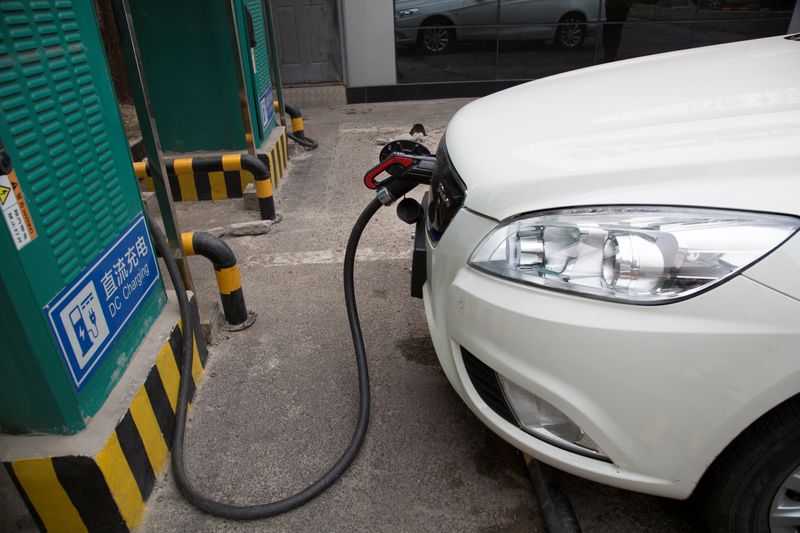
143, 99, 704, 532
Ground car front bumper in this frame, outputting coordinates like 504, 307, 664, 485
421, 203, 800, 499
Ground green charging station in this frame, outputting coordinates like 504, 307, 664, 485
0, 1, 166, 435
129, 0, 276, 153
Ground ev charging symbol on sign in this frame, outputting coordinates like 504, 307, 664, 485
45, 213, 159, 389
57, 282, 109, 370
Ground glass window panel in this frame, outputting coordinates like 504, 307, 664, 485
394, 0, 499, 30
497, 24, 598, 79
696, 0, 797, 19
394, 0, 798, 85
623, 0, 698, 21
599, 21, 694, 62
693, 18, 795, 46
395, 0, 500, 82
498, 0, 603, 24
396, 27, 498, 82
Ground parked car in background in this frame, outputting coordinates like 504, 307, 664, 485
394, 0, 602, 53
417, 35, 800, 532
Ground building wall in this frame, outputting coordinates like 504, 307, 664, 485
340, 0, 396, 87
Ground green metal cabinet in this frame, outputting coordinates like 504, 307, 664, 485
131, 0, 276, 153
0, 1, 165, 435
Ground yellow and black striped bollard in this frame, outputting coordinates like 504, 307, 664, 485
134, 154, 277, 221
275, 101, 318, 149
275, 101, 305, 140
181, 231, 256, 331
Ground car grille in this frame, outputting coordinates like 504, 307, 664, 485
461, 347, 516, 425
427, 138, 465, 246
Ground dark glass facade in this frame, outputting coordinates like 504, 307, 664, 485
394, 0, 796, 84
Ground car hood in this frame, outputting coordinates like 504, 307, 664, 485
446, 36, 800, 221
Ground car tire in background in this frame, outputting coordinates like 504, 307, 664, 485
696, 394, 800, 533
554, 13, 587, 50
417, 18, 455, 54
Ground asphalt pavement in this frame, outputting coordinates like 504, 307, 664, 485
143, 98, 704, 532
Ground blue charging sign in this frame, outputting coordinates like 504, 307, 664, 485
45, 213, 160, 390
258, 85, 274, 133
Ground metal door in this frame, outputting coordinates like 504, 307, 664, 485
272, 0, 342, 84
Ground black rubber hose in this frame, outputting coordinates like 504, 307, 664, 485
144, 197, 382, 519
287, 131, 319, 149
527, 458, 582, 533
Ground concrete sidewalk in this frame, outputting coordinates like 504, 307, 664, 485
142, 99, 702, 532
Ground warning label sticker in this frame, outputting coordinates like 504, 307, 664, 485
1, 170, 37, 250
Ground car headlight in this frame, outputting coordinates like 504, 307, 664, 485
469, 206, 799, 304
394, 8, 419, 20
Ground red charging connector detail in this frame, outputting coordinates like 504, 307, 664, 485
363, 155, 414, 189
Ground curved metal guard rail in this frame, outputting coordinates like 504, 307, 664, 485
181, 231, 256, 331
274, 100, 318, 149
135, 154, 276, 220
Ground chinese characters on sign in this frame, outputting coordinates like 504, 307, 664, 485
102, 236, 149, 300
45, 214, 160, 389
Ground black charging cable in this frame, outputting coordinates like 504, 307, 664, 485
287, 131, 319, 149
144, 195, 382, 519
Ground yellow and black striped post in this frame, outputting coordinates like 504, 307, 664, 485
275, 100, 306, 140
181, 231, 256, 331
3, 295, 207, 532
136, 155, 276, 220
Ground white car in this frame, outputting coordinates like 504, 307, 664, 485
394, 0, 601, 52
417, 35, 800, 531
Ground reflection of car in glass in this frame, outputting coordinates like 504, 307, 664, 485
394, 0, 602, 53
417, 35, 800, 532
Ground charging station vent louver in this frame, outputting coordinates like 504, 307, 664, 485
0, 0, 165, 434
461, 348, 516, 425
0, 0, 130, 283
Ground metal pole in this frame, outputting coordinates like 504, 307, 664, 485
261, 0, 286, 127
494, 0, 500, 81
110, 0, 195, 292
227, 0, 257, 155
336, 0, 349, 88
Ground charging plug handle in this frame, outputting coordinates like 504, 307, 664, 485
363, 152, 436, 190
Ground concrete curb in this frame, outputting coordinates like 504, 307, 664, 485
1, 293, 207, 532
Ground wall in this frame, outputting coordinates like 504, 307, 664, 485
340, 0, 395, 87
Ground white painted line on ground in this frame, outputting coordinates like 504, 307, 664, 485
242, 247, 411, 268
